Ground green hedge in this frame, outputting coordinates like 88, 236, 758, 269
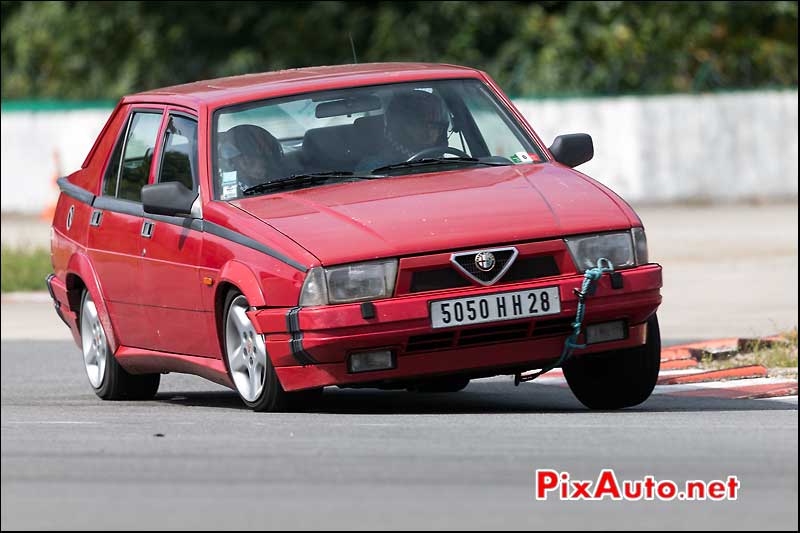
1, 248, 52, 293
2, 1, 797, 100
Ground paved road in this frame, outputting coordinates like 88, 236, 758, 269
2, 204, 797, 529
1, 340, 797, 530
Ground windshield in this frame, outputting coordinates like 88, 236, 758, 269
212, 78, 546, 200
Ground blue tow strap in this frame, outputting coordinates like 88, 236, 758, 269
515, 257, 615, 385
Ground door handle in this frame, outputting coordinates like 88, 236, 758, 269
141, 220, 154, 238
89, 210, 103, 227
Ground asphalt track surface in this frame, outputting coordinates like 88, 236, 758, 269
1, 339, 797, 530
2, 204, 798, 529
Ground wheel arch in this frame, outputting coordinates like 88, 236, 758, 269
212, 261, 293, 392
213, 260, 266, 363
65, 252, 119, 353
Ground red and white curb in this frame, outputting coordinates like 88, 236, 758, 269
534, 369, 797, 402
532, 335, 797, 402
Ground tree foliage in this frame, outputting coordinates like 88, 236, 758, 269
1, 1, 797, 100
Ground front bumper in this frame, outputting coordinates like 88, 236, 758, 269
251, 263, 663, 391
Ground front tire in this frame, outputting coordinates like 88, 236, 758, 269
563, 314, 661, 410
79, 290, 160, 400
223, 291, 298, 412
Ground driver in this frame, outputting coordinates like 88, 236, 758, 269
383, 90, 450, 159
219, 124, 285, 193
356, 90, 451, 172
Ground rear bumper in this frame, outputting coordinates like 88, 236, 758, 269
46, 273, 80, 344
252, 263, 663, 391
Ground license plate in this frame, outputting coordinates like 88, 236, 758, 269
430, 287, 561, 329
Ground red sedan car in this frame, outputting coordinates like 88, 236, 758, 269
47, 63, 662, 411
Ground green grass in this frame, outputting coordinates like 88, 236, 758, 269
1, 247, 52, 292
700, 328, 798, 377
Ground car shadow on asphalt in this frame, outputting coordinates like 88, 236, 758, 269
154, 381, 798, 414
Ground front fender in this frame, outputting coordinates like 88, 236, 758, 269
217, 260, 267, 307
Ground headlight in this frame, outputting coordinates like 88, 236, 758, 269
565, 231, 636, 271
631, 226, 649, 264
299, 259, 398, 306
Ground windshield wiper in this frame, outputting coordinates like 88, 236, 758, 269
370, 157, 509, 175
241, 171, 378, 196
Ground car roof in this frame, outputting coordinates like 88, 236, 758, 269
124, 62, 484, 110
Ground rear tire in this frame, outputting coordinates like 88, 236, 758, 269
563, 314, 661, 410
80, 290, 160, 400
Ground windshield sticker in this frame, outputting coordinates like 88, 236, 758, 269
510, 151, 534, 164
221, 170, 238, 184
221, 184, 238, 200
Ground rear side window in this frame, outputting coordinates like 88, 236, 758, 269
101, 126, 126, 196
157, 115, 198, 192
102, 110, 163, 202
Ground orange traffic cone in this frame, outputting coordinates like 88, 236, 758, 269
41, 150, 62, 222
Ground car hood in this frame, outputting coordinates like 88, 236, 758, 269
231, 163, 632, 266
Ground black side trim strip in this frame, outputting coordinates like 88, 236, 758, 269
286, 307, 317, 366
204, 221, 308, 272
93, 195, 143, 216
65, 185, 305, 272
289, 334, 317, 366
286, 306, 302, 332
57, 177, 95, 205
93, 196, 204, 231
147, 212, 204, 231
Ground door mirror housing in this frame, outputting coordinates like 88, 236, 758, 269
142, 182, 198, 217
548, 134, 594, 168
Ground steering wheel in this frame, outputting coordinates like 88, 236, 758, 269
406, 145, 471, 162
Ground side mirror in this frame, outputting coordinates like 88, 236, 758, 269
142, 182, 198, 217
548, 134, 594, 168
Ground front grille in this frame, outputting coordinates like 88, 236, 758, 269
458, 322, 530, 346
404, 317, 574, 353
501, 256, 560, 282
452, 249, 516, 284
532, 317, 575, 337
406, 332, 455, 352
409, 268, 471, 293
409, 255, 560, 293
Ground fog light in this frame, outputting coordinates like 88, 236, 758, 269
585, 321, 627, 345
347, 350, 396, 374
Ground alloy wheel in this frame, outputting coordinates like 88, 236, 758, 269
225, 295, 267, 402
80, 293, 107, 388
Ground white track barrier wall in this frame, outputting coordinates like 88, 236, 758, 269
1, 90, 797, 214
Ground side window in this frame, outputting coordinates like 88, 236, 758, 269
116, 112, 163, 202
101, 122, 127, 197
157, 115, 198, 192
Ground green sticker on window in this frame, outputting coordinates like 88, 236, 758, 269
510, 151, 533, 164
